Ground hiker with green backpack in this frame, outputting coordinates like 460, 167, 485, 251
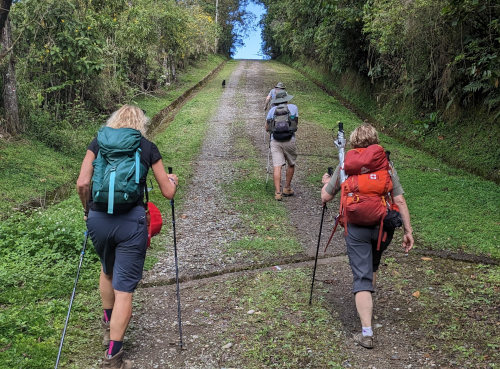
76, 105, 178, 368
321, 123, 414, 349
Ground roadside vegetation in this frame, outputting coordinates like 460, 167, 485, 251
0, 60, 236, 369
258, 0, 500, 183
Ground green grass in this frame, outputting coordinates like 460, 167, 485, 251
266, 60, 500, 259
0, 59, 236, 369
280, 56, 500, 183
0, 139, 81, 219
224, 120, 302, 260
378, 256, 500, 367
222, 269, 346, 368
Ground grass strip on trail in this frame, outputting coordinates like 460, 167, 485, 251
0, 59, 235, 369
224, 122, 302, 261
220, 268, 347, 368
266, 61, 499, 259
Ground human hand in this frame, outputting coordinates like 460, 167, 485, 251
321, 173, 331, 185
167, 174, 178, 186
402, 232, 414, 253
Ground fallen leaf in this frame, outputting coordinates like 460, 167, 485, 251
181, 214, 188, 219
412, 291, 420, 298
421, 257, 433, 261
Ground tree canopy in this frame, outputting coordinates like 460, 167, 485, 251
258, 0, 500, 121
0, 0, 251, 137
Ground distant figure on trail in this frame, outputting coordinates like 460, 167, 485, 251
76, 105, 178, 368
266, 90, 298, 200
264, 81, 286, 111
321, 123, 414, 349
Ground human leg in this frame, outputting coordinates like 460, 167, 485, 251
355, 291, 373, 328
270, 140, 286, 199
99, 267, 114, 346
282, 139, 297, 196
283, 165, 295, 195
100, 266, 114, 309
345, 224, 378, 348
109, 291, 133, 341
273, 166, 282, 196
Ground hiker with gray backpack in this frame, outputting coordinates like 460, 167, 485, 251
76, 105, 178, 368
321, 123, 414, 349
265, 90, 298, 200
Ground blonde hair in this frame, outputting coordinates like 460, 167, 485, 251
106, 105, 148, 136
349, 123, 379, 148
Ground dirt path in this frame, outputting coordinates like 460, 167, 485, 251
122, 61, 492, 369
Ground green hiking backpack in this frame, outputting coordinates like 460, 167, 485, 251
91, 127, 147, 214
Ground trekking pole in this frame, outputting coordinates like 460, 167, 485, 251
265, 133, 271, 189
322, 122, 348, 253
168, 167, 184, 349
335, 121, 347, 183
55, 231, 89, 369
309, 167, 333, 305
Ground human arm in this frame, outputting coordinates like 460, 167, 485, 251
393, 194, 414, 252
320, 165, 341, 204
152, 159, 177, 200
76, 150, 95, 219
265, 107, 275, 132
264, 95, 270, 111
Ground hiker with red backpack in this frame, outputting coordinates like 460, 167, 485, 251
76, 105, 178, 368
321, 123, 414, 349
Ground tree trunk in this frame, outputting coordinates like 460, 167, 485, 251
0, 0, 13, 34
1, 18, 21, 135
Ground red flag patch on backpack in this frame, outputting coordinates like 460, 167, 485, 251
339, 144, 393, 250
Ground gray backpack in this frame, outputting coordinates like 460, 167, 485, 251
270, 104, 297, 141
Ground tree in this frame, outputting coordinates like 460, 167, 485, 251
0, 0, 21, 135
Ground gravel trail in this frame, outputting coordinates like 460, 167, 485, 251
124, 61, 428, 369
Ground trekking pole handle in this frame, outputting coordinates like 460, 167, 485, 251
338, 121, 343, 132
328, 167, 333, 176
168, 167, 173, 174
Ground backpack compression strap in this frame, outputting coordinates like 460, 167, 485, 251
108, 169, 116, 214
106, 148, 142, 214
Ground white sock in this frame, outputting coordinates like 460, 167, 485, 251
362, 326, 373, 337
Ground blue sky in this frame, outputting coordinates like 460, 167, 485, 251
233, 1, 267, 60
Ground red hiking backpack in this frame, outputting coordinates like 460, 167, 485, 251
339, 144, 394, 250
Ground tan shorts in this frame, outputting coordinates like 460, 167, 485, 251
271, 137, 297, 167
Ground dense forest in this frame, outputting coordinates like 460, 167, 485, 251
258, 0, 500, 181
0, 0, 251, 143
